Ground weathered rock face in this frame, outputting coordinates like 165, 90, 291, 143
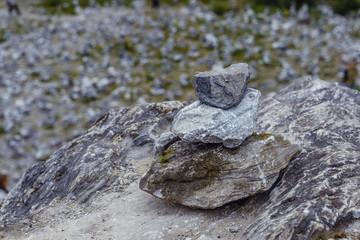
0, 101, 186, 221
171, 88, 261, 148
1, 77, 360, 240
140, 134, 300, 209
153, 131, 180, 157
245, 76, 360, 239
190, 63, 250, 109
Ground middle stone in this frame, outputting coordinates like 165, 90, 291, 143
171, 88, 261, 148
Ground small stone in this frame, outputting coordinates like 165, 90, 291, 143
229, 226, 239, 233
171, 88, 261, 148
191, 63, 250, 109
140, 134, 300, 209
179, 73, 189, 86
61, 209, 71, 215
150, 88, 166, 96
298, 4, 310, 23
153, 132, 180, 157
197, 235, 217, 240
172, 54, 183, 62
202, 33, 218, 49
353, 211, 360, 219
133, 134, 152, 146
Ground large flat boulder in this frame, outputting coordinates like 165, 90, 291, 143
245, 77, 360, 239
1, 77, 360, 240
140, 134, 300, 209
0, 101, 186, 221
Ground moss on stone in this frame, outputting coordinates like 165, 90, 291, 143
252, 132, 274, 140
190, 150, 222, 187
0, 126, 5, 135
158, 148, 176, 166
312, 230, 347, 240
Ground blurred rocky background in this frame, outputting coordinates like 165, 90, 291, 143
0, 0, 360, 198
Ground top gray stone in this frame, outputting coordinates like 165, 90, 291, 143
191, 63, 250, 109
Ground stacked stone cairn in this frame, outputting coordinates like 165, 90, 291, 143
140, 63, 300, 209
172, 63, 259, 149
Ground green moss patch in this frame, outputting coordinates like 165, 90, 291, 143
252, 132, 274, 140
312, 230, 347, 240
158, 148, 176, 165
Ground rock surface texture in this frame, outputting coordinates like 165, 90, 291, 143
246, 77, 360, 239
191, 63, 250, 109
140, 134, 300, 209
1, 77, 360, 240
153, 131, 180, 157
171, 88, 261, 148
0, 101, 186, 222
